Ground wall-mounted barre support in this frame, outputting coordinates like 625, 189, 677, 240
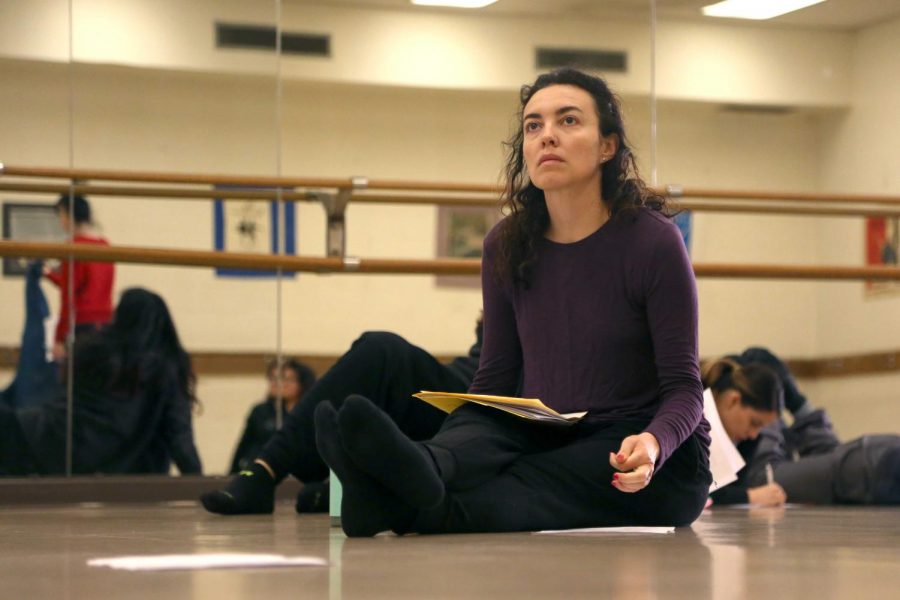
311, 176, 368, 257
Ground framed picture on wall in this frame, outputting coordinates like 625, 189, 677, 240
213, 187, 296, 278
435, 205, 499, 287
865, 216, 900, 295
2, 202, 65, 277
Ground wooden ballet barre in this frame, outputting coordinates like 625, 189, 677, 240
665, 185, 900, 206
2, 241, 900, 281
0, 164, 499, 194
4, 181, 900, 218
693, 263, 900, 281
674, 200, 900, 219
0, 182, 313, 202
4, 163, 900, 206
0, 241, 480, 276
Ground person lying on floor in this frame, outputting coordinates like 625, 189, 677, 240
200, 318, 482, 514
0, 285, 201, 476
314, 68, 712, 537
711, 347, 900, 506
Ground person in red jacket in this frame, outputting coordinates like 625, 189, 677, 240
44, 194, 115, 360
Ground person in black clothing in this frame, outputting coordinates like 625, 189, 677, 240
200, 319, 483, 515
229, 358, 316, 474
0, 287, 202, 476
713, 347, 900, 506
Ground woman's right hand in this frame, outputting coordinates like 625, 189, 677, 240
747, 483, 787, 507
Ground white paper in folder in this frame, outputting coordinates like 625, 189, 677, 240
703, 388, 746, 492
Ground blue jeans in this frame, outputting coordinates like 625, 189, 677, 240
0, 261, 61, 409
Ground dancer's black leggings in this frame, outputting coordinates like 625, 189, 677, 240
258, 332, 468, 483
411, 405, 711, 533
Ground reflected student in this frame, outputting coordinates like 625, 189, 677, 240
44, 193, 114, 360
0, 288, 201, 476
229, 358, 316, 474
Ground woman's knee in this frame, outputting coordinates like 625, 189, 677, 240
352, 331, 411, 358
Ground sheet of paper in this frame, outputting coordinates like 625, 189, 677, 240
717, 503, 802, 509
534, 526, 675, 535
88, 553, 328, 571
703, 388, 746, 492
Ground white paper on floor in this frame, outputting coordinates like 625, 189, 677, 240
534, 526, 675, 535
87, 553, 328, 571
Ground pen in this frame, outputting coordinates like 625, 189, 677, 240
765, 463, 774, 486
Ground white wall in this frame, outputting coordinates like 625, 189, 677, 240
811, 16, 900, 437
0, 0, 853, 104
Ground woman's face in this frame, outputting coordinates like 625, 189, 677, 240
268, 368, 301, 402
717, 389, 778, 443
522, 84, 615, 194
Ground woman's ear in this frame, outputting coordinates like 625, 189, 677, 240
600, 133, 619, 163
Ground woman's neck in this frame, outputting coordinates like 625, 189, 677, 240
543, 182, 609, 243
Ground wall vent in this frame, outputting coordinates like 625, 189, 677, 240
215, 22, 330, 57
536, 47, 627, 72
721, 104, 794, 115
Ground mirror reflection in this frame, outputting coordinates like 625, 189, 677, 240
2, 0, 897, 488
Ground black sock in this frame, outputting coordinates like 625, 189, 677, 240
200, 462, 275, 515
338, 394, 445, 510
314, 401, 413, 537
295, 480, 329, 514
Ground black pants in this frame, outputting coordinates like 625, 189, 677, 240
410, 405, 711, 533
258, 332, 468, 483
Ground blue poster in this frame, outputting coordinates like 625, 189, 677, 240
213, 194, 296, 278
673, 210, 692, 256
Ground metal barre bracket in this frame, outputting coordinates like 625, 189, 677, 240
666, 184, 684, 198
342, 256, 361, 271
311, 177, 368, 258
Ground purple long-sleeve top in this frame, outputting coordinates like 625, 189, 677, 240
468, 207, 710, 470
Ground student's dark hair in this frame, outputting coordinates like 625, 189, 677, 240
55, 193, 92, 225
497, 67, 667, 288
702, 358, 783, 414
267, 357, 316, 397
74, 287, 197, 407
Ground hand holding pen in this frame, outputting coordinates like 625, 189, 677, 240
748, 463, 787, 506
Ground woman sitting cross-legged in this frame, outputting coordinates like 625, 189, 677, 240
314, 68, 713, 537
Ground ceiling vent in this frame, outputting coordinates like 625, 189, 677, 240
536, 47, 627, 72
215, 22, 330, 57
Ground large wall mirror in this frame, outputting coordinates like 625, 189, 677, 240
1, 0, 897, 482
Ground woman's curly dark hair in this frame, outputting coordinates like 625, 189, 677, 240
497, 68, 667, 288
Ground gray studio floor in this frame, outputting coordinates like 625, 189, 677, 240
2, 502, 898, 599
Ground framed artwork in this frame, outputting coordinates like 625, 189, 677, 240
213, 190, 296, 278
2, 202, 65, 277
436, 205, 499, 287
865, 216, 899, 295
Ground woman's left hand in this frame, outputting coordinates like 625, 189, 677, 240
609, 432, 660, 493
